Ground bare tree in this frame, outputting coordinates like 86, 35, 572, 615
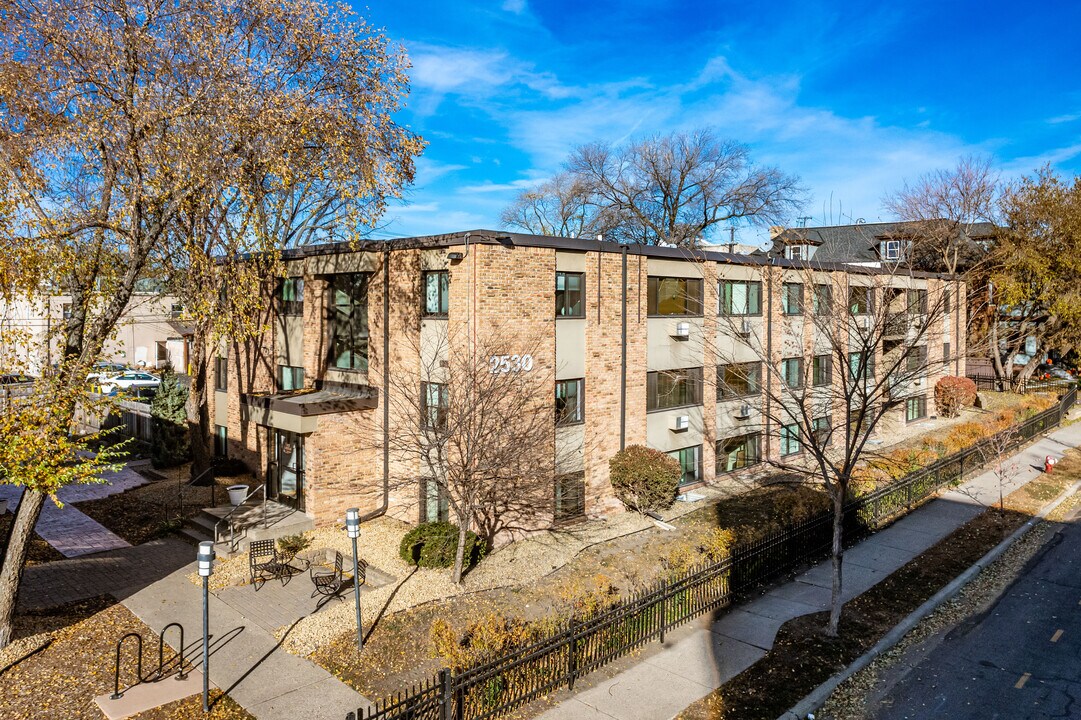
883, 155, 1000, 276
500, 171, 620, 239
376, 326, 576, 583
504, 128, 804, 247
707, 262, 951, 635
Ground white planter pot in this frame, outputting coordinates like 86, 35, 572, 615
227, 485, 249, 506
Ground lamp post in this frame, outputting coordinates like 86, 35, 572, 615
345, 507, 363, 653
197, 541, 215, 713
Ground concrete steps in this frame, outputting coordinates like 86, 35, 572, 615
176, 500, 313, 556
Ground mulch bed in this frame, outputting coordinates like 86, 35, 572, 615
676, 508, 1030, 720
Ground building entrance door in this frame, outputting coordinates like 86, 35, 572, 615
273, 430, 305, 512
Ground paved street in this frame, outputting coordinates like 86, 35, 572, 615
870, 509, 1081, 720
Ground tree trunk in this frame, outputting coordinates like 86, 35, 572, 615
827, 489, 845, 637
1015, 353, 1042, 391
452, 514, 468, 584
186, 325, 212, 481
0, 489, 46, 649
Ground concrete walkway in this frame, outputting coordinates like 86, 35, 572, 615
122, 564, 370, 720
537, 416, 1081, 720
0, 465, 149, 557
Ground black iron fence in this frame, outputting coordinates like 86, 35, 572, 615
349, 388, 1077, 720
967, 373, 1078, 395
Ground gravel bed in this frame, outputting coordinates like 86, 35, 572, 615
818, 521, 1054, 720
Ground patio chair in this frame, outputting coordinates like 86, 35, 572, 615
249, 539, 283, 589
310, 550, 345, 600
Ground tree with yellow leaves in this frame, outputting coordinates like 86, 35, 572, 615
0, 0, 422, 648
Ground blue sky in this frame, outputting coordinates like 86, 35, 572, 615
359, 0, 1081, 245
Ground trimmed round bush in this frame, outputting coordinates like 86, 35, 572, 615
399, 521, 487, 569
934, 376, 977, 418
609, 444, 681, 513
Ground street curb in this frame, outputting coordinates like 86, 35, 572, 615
778, 476, 1081, 720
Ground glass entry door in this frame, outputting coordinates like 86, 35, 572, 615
274, 430, 305, 511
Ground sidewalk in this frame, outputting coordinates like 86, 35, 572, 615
537, 416, 1081, 720
122, 564, 370, 720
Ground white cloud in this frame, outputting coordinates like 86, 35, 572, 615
502, 0, 527, 14
1047, 113, 1080, 125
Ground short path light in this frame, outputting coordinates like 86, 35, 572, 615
345, 508, 363, 653
197, 541, 215, 713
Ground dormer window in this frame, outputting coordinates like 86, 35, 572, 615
881, 239, 905, 261
785, 244, 815, 260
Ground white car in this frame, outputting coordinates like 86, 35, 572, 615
100, 371, 161, 395
87, 362, 128, 382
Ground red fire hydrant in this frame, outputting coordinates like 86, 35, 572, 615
1045, 455, 1057, 473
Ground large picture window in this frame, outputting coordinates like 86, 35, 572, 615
719, 280, 762, 316
330, 273, 370, 372
648, 277, 703, 316
647, 367, 703, 411
423, 270, 449, 317
717, 433, 760, 473
555, 378, 584, 425
556, 272, 585, 318
717, 362, 761, 400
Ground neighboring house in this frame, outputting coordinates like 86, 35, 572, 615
0, 292, 192, 375
209, 230, 966, 532
760, 220, 997, 268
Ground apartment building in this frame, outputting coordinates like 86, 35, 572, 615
209, 230, 966, 529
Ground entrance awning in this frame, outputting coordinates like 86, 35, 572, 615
242, 382, 378, 434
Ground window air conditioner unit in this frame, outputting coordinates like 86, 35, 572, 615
736, 404, 752, 420
739, 319, 753, 336
670, 415, 690, 432
673, 322, 691, 339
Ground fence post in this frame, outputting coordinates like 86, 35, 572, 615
659, 585, 668, 644
567, 619, 578, 691
439, 668, 452, 720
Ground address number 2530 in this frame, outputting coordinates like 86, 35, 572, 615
488, 354, 534, 373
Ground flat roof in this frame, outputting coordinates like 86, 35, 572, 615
280, 229, 958, 280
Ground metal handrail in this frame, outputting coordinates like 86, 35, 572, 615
213, 482, 268, 551
185, 463, 220, 507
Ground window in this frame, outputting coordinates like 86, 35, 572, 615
944, 289, 951, 314
813, 284, 832, 316
647, 368, 703, 411
812, 355, 832, 387
781, 357, 803, 389
556, 272, 585, 318
907, 289, 927, 316
214, 425, 228, 459
849, 351, 874, 383
554, 472, 586, 521
787, 245, 804, 260
648, 277, 703, 316
717, 362, 761, 399
849, 286, 872, 315
718, 433, 760, 473
943, 342, 951, 363
883, 239, 901, 260
279, 365, 304, 391
780, 424, 801, 456
62, 303, 72, 320
905, 345, 927, 374
555, 378, 584, 425
781, 282, 804, 316
170, 303, 183, 318
811, 416, 831, 446
421, 381, 448, 430
214, 357, 228, 392
719, 280, 762, 316
279, 278, 304, 316
668, 445, 702, 486
906, 395, 927, 423
420, 478, 449, 524
423, 270, 449, 317
330, 273, 370, 371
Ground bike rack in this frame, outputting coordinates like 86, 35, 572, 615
111, 622, 189, 700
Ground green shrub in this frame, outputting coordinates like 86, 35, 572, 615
609, 444, 681, 513
934, 376, 977, 418
150, 365, 190, 468
399, 521, 487, 569
278, 533, 311, 557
